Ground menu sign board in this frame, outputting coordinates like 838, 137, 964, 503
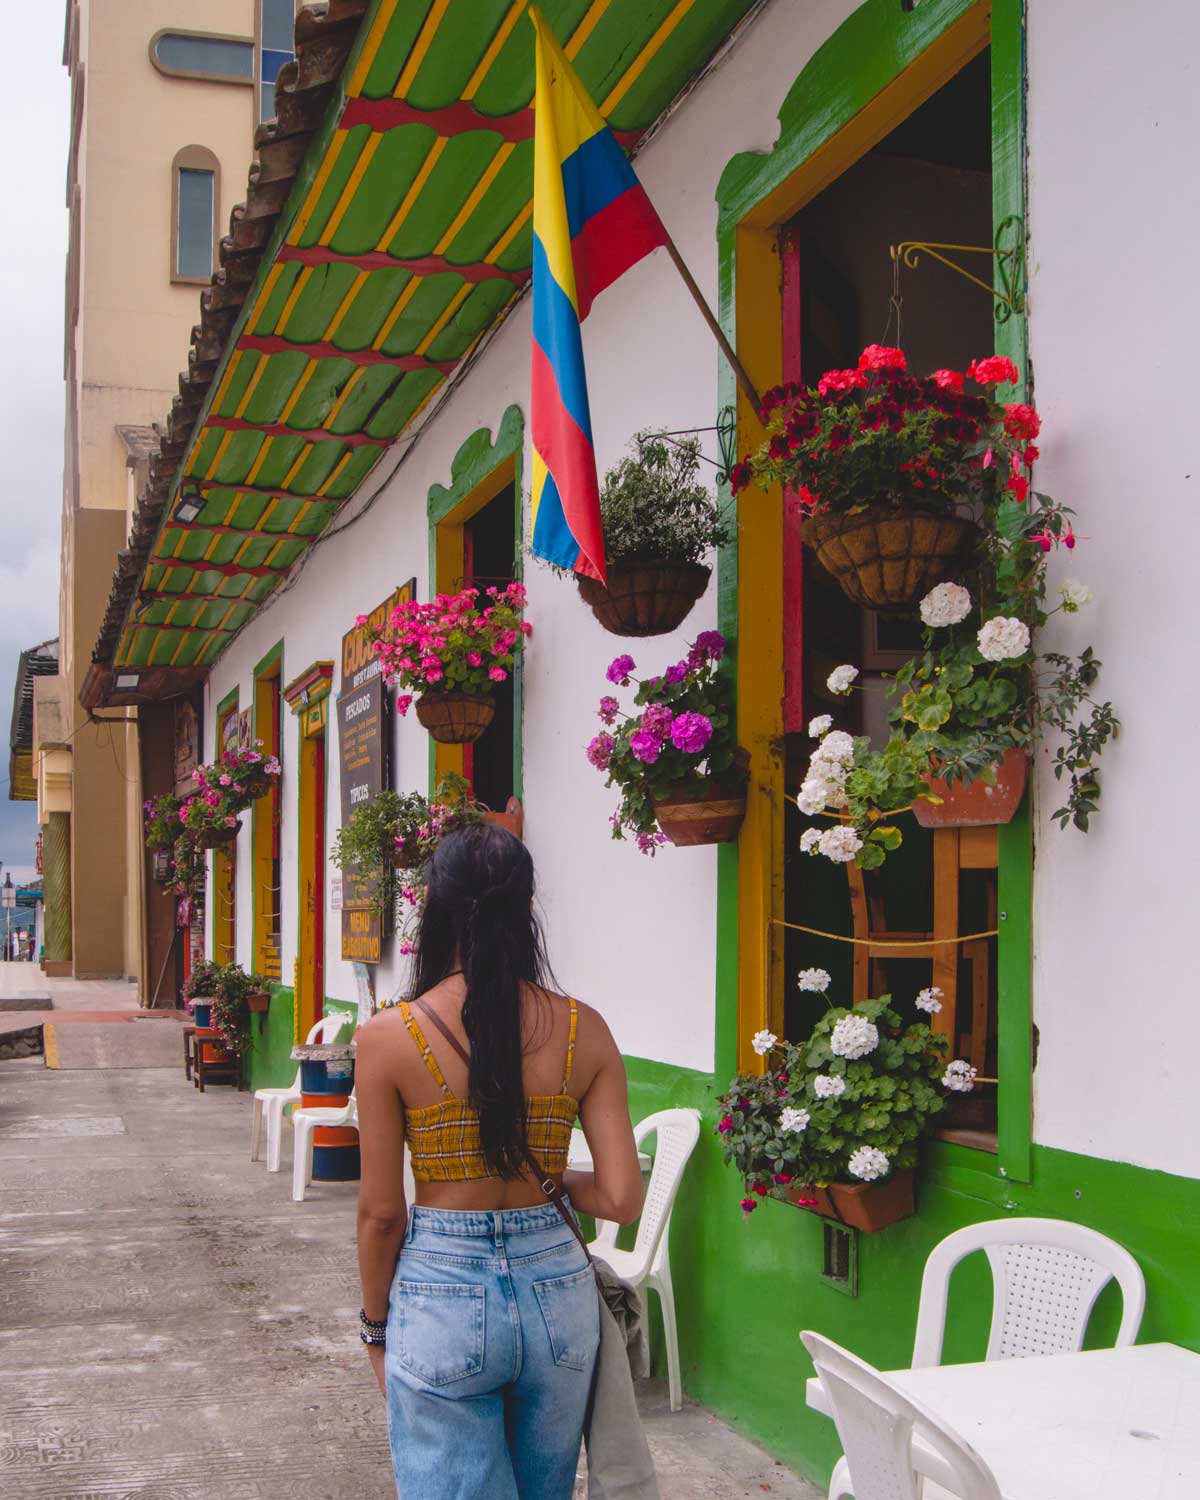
341, 579, 417, 690
336, 674, 387, 964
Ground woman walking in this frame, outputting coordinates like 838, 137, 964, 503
356, 824, 645, 1499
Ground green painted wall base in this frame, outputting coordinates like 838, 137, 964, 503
625, 1056, 1200, 1489
246, 986, 359, 1092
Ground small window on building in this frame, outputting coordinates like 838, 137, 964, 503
150, 31, 254, 85
176, 169, 214, 280
257, 0, 297, 122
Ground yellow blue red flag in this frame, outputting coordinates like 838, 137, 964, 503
529, 8, 669, 582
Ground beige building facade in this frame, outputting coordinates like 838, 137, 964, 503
51, 0, 289, 980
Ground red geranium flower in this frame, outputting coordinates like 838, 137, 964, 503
1006, 474, 1029, 503
968, 355, 1020, 386
857, 343, 907, 372
1003, 403, 1041, 441
817, 367, 868, 397
931, 368, 965, 393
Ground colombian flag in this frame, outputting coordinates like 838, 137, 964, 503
529, 9, 669, 582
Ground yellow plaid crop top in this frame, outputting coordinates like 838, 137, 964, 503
399, 997, 579, 1183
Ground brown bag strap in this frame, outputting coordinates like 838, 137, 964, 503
411, 996, 472, 1070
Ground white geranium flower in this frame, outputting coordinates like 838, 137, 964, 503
919, 581, 972, 628
915, 986, 944, 1014
799, 829, 822, 853
827, 664, 859, 695
847, 1145, 890, 1181
818, 825, 863, 864
829, 1014, 879, 1059
824, 783, 849, 810
751, 1029, 778, 1057
780, 1106, 810, 1134
813, 1073, 846, 1099
1059, 579, 1092, 613
977, 615, 1031, 662
817, 730, 855, 766
943, 1059, 978, 1093
808, 713, 833, 738
797, 780, 827, 817
797, 967, 831, 993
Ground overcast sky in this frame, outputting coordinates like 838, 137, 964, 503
0, 10, 68, 882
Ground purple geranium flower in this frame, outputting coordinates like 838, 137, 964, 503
640, 703, 674, 740
670, 711, 713, 755
597, 695, 619, 725
606, 654, 636, 686
664, 661, 690, 684
585, 732, 614, 771
693, 630, 726, 661
629, 728, 662, 764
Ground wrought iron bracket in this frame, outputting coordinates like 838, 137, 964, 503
890, 216, 1026, 323
638, 405, 739, 484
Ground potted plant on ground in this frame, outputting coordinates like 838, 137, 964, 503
368, 583, 530, 744
731, 347, 1043, 610
574, 433, 731, 636
210, 962, 270, 1066
182, 959, 223, 1029
587, 633, 747, 852
716, 973, 969, 1231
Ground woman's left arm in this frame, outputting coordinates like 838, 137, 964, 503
355, 1016, 409, 1393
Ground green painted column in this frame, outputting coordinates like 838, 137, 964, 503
42, 812, 72, 964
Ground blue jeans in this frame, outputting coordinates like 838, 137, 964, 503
385, 1201, 600, 1499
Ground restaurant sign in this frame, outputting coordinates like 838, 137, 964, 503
341, 579, 416, 690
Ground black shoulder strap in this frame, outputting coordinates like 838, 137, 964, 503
411, 996, 472, 1070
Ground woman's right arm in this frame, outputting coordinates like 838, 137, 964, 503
563, 1010, 644, 1225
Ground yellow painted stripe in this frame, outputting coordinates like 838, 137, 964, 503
288, 500, 315, 533
485, 200, 532, 264
316, 451, 354, 496
372, 275, 424, 351
169, 627, 196, 667
318, 132, 383, 246
288, 130, 350, 246
566, 0, 612, 59
601, 0, 698, 114
202, 430, 236, 481
245, 438, 275, 486
462, 0, 526, 99
282, 445, 313, 488
279, 363, 318, 423
324, 367, 365, 427
243, 261, 287, 337
416, 282, 471, 355
375, 137, 448, 252
345, 0, 401, 97
394, 0, 453, 97
233, 356, 269, 420
43, 1024, 58, 1068
323, 270, 370, 341
275, 265, 314, 336
209, 349, 244, 418
221, 493, 241, 525
434, 142, 514, 255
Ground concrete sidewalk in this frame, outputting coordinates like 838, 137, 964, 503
0, 1058, 818, 1499
0, 964, 187, 1066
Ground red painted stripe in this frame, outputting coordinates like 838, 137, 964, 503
276, 244, 529, 284
205, 416, 391, 447
156, 559, 294, 579
191, 480, 347, 502
238, 333, 457, 371
340, 94, 640, 150
572, 183, 668, 321
530, 340, 605, 581
137, 588, 263, 603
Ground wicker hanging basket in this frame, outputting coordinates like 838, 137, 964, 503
786, 1169, 914, 1232
241, 769, 275, 800
576, 560, 712, 637
653, 784, 747, 847
199, 820, 242, 848
801, 506, 979, 610
415, 691, 496, 744
913, 747, 1029, 828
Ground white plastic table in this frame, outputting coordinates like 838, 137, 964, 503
806, 1342, 1200, 1499
567, 1128, 652, 1173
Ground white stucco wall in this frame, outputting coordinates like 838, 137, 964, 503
1024, 0, 1200, 1177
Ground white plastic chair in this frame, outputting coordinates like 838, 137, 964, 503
801, 1330, 1002, 1500
250, 1013, 348, 1172
292, 1094, 417, 1206
911, 1216, 1145, 1368
586, 1107, 701, 1412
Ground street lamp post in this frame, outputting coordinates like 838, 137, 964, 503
2, 874, 15, 962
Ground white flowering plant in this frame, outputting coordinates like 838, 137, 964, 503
715, 993, 958, 1214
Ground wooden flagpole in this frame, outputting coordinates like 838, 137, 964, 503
662, 237, 761, 414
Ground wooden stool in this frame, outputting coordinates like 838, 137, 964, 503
192, 1027, 239, 1091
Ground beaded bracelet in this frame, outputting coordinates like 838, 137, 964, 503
359, 1308, 387, 1347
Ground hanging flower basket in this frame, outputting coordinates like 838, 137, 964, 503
241, 768, 276, 800
914, 746, 1029, 828
415, 692, 496, 744
786, 1169, 914, 1232
247, 990, 271, 1014
800, 506, 979, 611
577, 561, 712, 638
199, 820, 242, 848
653, 783, 746, 847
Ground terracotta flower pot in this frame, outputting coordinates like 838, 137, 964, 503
199, 820, 242, 848
247, 991, 270, 1014
913, 747, 1029, 828
801, 506, 979, 610
482, 798, 524, 840
415, 692, 496, 744
653, 786, 746, 847
577, 560, 712, 637
786, 1168, 914, 1232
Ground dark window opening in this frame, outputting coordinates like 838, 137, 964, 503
463, 484, 518, 814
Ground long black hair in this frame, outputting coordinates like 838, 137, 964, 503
410, 823, 553, 1177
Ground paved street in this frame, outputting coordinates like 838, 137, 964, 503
0, 1012, 817, 1500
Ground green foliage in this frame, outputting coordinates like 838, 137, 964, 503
597, 433, 730, 566
182, 959, 223, 1003
143, 793, 182, 851
209, 963, 270, 1058
715, 996, 949, 1198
